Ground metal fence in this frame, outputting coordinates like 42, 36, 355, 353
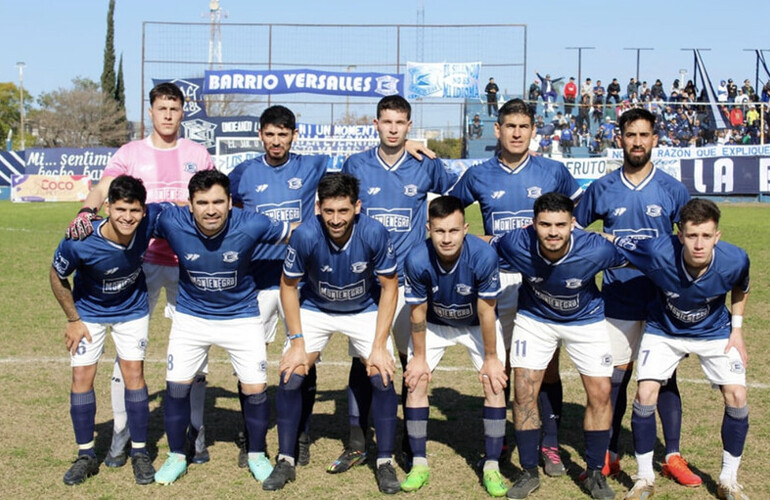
141, 22, 527, 138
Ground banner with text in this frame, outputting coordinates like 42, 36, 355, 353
406, 62, 481, 99
12, 175, 91, 202
204, 69, 402, 98
23, 148, 117, 181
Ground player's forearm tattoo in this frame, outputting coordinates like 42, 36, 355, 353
513, 369, 541, 430
411, 320, 426, 334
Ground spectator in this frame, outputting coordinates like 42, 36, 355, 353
578, 122, 591, 147
485, 77, 500, 117
741, 79, 755, 98
670, 79, 681, 98
560, 125, 574, 157
651, 79, 666, 100
536, 72, 564, 116
607, 78, 621, 104
469, 114, 483, 140
563, 77, 578, 116
626, 77, 640, 99
729, 106, 744, 127
577, 93, 591, 129
599, 116, 615, 150
735, 89, 749, 106
539, 134, 553, 157
593, 79, 606, 105
581, 78, 593, 100
717, 80, 728, 102
727, 79, 738, 102
528, 80, 541, 117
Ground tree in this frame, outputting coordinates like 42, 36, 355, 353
427, 137, 462, 159
0, 82, 33, 150
31, 78, 129, 148
101, 0, 117, 100
115, 54, 125, 109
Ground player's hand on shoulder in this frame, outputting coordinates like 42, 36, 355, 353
65, 208, 102, 240
405, 140, 436, 161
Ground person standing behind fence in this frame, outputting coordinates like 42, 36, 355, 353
486, 77, 500, 117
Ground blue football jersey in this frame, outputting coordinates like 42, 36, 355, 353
615, 235, 750, 340
404, 234, 500, 327
283, 213, 397, 314
448, 154, 582, 237
229, 153, 327, 289
574, 166, 690, 320
52, 203, 167, 322
342, 148, 458, 283
155, 206, 289, 320
493, 227, 626, 325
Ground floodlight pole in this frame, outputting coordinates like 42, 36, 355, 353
623, 48, 653, 82
566, 47, 594, 91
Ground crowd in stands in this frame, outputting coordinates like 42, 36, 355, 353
524, 74, 770, 156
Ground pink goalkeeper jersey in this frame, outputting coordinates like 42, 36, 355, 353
102, 136, 215, 266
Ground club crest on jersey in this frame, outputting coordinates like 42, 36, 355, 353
184, 162, 197, 173
404, 184, 418, 197
491, 190, 506, 199
223, 251, 239, 263
104, 266, 119, 276
456, 284, 473, 296
351, 261, 368, 273
285, 247, 296, 265
288, 177, 303, 190
320, 265, 333, 273
185, 253, 200, 261
526, 186, 542, 199
53, 252, 70, 275
615, 236, 637, 251
255, 184, 269, 193
612, 207, 627, 217
645, 204, 662, 217
565, 278, 582, 289
368, 187, 381, 196
600, 353, 613, 366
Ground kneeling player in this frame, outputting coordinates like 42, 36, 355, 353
265, 173, 401, 494
401, 196, 508, 496
51, 176, 161, 485
613, 199, 751, 500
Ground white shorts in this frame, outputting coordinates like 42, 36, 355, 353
258, 288, 283, 344
510, 314, 613, 377
350, 286, 407, 356
606, 318, 645, 366
167, 312, 267, 384
290, 308, 394, 361
71, 316, 149, 367
408, 321, 506, 372
497, 272, 522, 351
636, 332, 746, 387
143, 262, 178, 319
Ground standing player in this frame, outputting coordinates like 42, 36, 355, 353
262, 173, 401, 494
448, 98, 582, 474
338, 95, 457, 471
66, 82, 215, 465
492, 193, 625, 500
574, 107, 695, 483
51, 176, 161, 485
151, 170, 290, 485
400, 196, 508, 496
612, 199, 750, 500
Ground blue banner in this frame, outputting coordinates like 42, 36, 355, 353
204, 69, 402, 98
406, 62, 480, 99
0, 151, 25, 186
680, 156, 770, 195
153, 78, 207, 118
179, 116, 261, 153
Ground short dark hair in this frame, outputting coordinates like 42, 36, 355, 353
377, 95, 411, 120
188, 169, 230, 200
497, 98, 534, 126
678, 198, 721, 228
317, 172, 359, 205
428, 195, 465, 221
149, 82, 184, 106
259, 105, 296, 131
618, 107, 656, 134
533, 192, 574, 217
108, 175, 147, 206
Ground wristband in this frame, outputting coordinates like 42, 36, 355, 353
732, 315, 743, 328
67, 317, 81, 323
288, 333, 304, 340
78, 207, 97, 215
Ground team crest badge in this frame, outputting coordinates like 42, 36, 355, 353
285, 247, 296, 265
223, 251, 239, 263
456, 284, 473, 296
404, 184, 418, 197
53, 253, 69, 275
565, 278, 582, 289
527, 186, 542, 199
258, 360, 268, 372
184, 162, 197, 173
645, 204, 662, 217
138, 338, 148, 351
351, 261, 368, 273
288, 177, 303, 190
730, 360, 745, 374
600, 353, 613, 366
615, 237, 637, 251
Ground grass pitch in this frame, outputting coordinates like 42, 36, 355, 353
0, 201, 768, 499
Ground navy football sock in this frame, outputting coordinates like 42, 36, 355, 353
658, 371, 682, 455
125, 386, 149, 455
370, 374, 398, 459
276, 372, 304, 459
164, 381, 192, 454
70, 390, 96, 457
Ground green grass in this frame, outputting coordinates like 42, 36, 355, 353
0, 200, 768, 499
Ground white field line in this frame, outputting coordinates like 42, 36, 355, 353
2, 356, 768, 390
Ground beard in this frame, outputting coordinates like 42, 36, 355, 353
624, 147, 652, 169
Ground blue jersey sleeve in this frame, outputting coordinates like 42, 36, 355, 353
490, 229, 524, 273
403, 246, 429, 304
52, 238, 80, 278
446, 169, 477, 207
557, 163, 583, 201
473, 239, 502, 299
283, 225, 312, 279
368, 222, 398, 276
228, 161, 248, 207
430, 158, 459, 194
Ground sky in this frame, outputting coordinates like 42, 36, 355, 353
1, 0, 768, 124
